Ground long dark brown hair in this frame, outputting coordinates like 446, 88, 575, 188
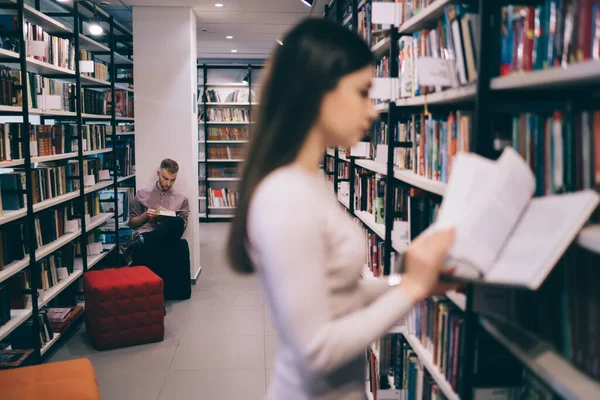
227, 18, 374, 274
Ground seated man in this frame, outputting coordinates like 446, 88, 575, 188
120, 158, 191, 301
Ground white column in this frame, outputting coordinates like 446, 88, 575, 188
133, 7, 200, 279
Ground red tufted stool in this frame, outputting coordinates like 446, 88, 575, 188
83, 266, 164, 350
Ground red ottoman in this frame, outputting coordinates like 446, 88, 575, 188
83, 266, 164, 350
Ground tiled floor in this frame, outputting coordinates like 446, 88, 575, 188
49, 223, 275, 400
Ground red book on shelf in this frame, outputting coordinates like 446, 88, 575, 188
523, 7, 535, 71
577, 0, 593, 61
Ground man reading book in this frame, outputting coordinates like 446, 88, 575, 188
119, 159, 191, 301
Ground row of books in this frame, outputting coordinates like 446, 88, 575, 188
106, 90, 134, 118
492, 109, 600, 197
203, 89, 251, 103
28, 73, 75, 112
25, 22, 75, 70
398, 4, 479, 98
80, 49, 109, 81
338, 161, 350, 179
354, 169, 385, 223
200, 108, 250, 123
205, 127, 249, 141
0, 67, 19, 107
325, 157, 335, 175
206, 146, 245, 160
499, 1, 600, 76
207, 188, 238, 208
207, 166, 239, 178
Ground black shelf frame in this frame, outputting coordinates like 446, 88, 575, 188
329, 1, 600, 399
0, 0, 136, 364
197, 63, 262, 222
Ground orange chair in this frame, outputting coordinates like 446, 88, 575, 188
0, 358, 101, 400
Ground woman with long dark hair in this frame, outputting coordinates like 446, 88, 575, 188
227, 18, 455, 400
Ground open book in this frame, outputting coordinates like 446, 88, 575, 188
156, 207, 185, 218
429, 147, 599, 289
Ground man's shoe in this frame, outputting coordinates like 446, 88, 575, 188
118, 235, 143, 266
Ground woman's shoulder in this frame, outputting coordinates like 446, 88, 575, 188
250, 165, 325, 217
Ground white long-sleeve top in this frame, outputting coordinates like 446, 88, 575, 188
248, 164, 416, 400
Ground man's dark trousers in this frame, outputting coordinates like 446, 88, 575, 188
133, 217, 191, 301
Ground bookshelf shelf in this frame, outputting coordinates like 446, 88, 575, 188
397, 0, 453, 34
205, 140, 248, 144
40, 332, 62, 356
206, 102, 252, 106
207, 177, 240, 181
375, 102, 389, 113
206, 83, 251, 87
208, 206, 236, 210
87, 213, 114, 231
32, 191, 80, 214
24, 57, 75, 78
393, 169, 446, 196
0, 47, 19, 61
33, 152, 78, 163
337, 193, 350, 209
0, 257, 30, 286
577, 224, 600, 254
395, 84, 476, 107
23, 4, 72, 34
445, 291, 466, 312
30, 109, 77, 117
371, 37, 390, 60
355, 210, 386, 240
0, 209, 28, 226
490, 60, 600, 91
82, 113, 111, 120
118, 174, 136, 183
203, 121, 248, 125
210, 214, 235, 218
39, 270, 84, 308
84, 180, 113, 195
116, 116, 135, 122
206, 159, 244, 163
80, 75, 111, 88
355, 159, 387, 175
114, 83, 134, 93
326, 148, 335, 157
338, 152, 348, 162
0, 159, 25, 168
115, 131, 135, 136
479, 316, 600, 400
36, 231, 81, 262
0, 308, 33, 342
83, 148, 113, 156
74, 244, 116, 271
403, 333, 460, 400
79, 34, 110, 52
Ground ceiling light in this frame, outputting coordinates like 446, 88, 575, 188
89, 22, 104, 36
226, 36, 233, 39
276, 39, 283, 46
231, 49, 238, 53
215, 3, 224, 7
301, 0, 313, 6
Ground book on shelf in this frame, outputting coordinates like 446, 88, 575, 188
8, 309, 55, 350
499, 1, 600, 76
206, 126, 249, 141
25, 72, 76, 112
208, 188, 238, 208
207, 146, 246, 160
25, 22, 75, 70
80, 49, 109, 81
106, 89, 134, 118
207, 166, 239, 178
200, 108, 250, 123
203, 88, 252, 103
0, 349, 35, 370
429, 147, 599, 288
46, 305, 84, 334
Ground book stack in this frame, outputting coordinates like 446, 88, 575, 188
46, 306, 84, 334
499, 1, 600, 76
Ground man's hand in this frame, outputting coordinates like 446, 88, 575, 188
145, 209, 157, 222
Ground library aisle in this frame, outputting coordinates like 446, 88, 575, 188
48, 223, 272, 400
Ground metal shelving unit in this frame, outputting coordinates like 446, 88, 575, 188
0, 0, 135, 364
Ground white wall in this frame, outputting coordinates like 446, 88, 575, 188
133, 7, 200, 278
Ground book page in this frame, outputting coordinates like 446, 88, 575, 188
485, 191, 600, 289
436, 148, 535, 276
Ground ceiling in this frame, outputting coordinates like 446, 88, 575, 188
100, 0, 327, 60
